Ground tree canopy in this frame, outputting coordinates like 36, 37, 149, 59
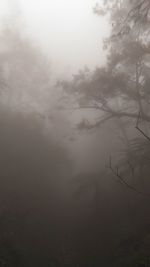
60, 0, 150, 196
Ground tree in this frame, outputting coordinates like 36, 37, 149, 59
59, 0, 150, 195
62, 0, 150, 123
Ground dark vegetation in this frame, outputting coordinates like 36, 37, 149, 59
0, 0, 150, 266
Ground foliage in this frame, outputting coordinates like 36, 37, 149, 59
60, 1, 150, 193
60, 0, 150, 127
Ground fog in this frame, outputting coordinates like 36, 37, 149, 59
0, 0, 109, 77
0, 0, 149, 266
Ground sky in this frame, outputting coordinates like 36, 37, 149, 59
0, 0, 110, 77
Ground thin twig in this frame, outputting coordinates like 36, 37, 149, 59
107, 156, 150, 197
135, 111, 150, 141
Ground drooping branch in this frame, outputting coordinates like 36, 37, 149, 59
75, 106, 150, 130
135, 111, 150, 141
107, 156, 150, 197
77, 114, 115, 130
89, 110, 150, 129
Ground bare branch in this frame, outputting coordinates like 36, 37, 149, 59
107, 156, 150, 197
135, 111, 150, 141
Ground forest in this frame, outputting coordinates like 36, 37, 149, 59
0, 0, 149, 266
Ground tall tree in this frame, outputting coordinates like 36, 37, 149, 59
61, 0, 150, 125
60, 0, 150, 193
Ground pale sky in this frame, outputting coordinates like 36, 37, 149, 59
0, 0, 110, 77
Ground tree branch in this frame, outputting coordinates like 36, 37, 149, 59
107, 156, 150, 197
135, 111, 150, 141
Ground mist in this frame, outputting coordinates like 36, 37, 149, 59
0, 0, 149, 266
0, 0, 109, 77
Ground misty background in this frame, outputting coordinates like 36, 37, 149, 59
0, 0, 109, 77
0, 0, 149, 266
